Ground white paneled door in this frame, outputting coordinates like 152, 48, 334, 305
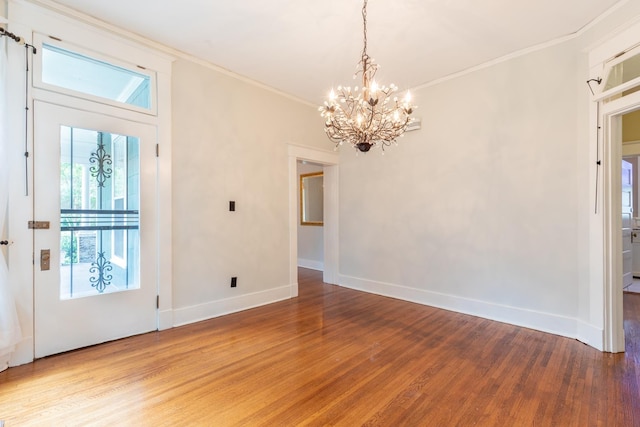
34, 101, 158, 358
622, 159, 633, 288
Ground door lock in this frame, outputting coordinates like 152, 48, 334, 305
40, 249, 50, 271
29, 221, 50, 229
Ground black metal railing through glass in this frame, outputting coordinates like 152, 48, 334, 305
60, 209, 139, 297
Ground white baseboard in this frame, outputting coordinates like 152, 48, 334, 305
172, 285, 293, 327
298, 258, 324, 271
577, 320, 603, 350
338, 274, 582, 341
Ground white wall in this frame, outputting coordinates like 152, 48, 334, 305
339, 39, 581, 335
297, 161, 324, 270
338, 1, 640, 342
171, 59, 328, 324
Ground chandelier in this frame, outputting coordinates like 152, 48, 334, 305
319, 0, 415, 153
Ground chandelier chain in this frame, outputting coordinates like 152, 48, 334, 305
361, 0, 372, 85
362, 0, 368, 60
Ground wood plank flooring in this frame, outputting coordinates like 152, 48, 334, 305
1, 268, 639, 426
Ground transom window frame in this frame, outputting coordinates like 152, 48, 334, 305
593, 42, 640, 102
32, 32, 158, 116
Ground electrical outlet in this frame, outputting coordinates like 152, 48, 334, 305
231, 277, 237, 287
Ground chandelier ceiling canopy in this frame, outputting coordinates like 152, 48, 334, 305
319, 0, 415, 153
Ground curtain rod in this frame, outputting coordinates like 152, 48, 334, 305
0, 27, 36, 53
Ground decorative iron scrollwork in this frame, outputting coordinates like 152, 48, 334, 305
89, 251, 113, 293
89, 133, 113, 188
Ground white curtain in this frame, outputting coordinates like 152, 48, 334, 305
0, 38, 22, 362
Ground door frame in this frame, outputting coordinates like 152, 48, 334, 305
586, 18, 640, 353
288, 145, 340, 294
5, 2, 173, 365
601, 91, 640, 352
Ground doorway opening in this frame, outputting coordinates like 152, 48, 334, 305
621, 111, 640, 356
622, 110, 640, 294
297, 160, 325, 272
287, 145, 339, 297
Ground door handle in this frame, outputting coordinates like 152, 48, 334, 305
0, 240, 8, 245
41, 249, 51, 271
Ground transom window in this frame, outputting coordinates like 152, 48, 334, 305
603, 47, 640, 92
597, 43, 640, 102
34, 34, 156, 113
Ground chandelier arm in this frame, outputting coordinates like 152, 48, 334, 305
366, 103, 377, 130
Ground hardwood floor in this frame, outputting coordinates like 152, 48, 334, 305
1, 268, 639, 426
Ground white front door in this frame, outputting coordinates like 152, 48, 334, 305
622, 159, 633, 288
34, 101, 158, 358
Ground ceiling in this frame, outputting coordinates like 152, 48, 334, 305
44, 0, 623, 104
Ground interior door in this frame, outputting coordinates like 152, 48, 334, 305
622, 159, 633, 288
34, 101, 158, 358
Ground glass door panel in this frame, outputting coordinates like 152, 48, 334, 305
59, 127, 140, 299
